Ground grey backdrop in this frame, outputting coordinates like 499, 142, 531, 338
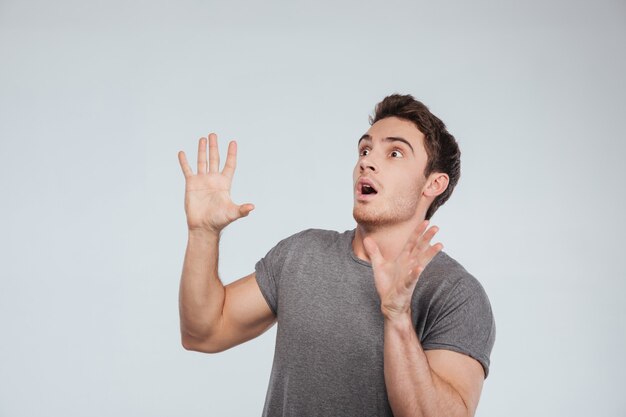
1, 1, 625, 416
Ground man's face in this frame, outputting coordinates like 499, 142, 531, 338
352, 116, 429, 228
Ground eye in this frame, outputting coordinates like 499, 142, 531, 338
359, 147, 370, 157
390, 149, 404, 158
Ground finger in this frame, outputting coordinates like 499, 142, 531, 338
178, 151, 193, 178
222, 140, 238, 180
402, 220, 430, 256
208, 133, 220, 173
238, 203, 255, 218
363, 237, 384, 265
422, 242, 444, 264
197, 137, 207, 174
412, 241, 443, 266
228, 203, 255, 222
407, 243, 443, 284
415, 225, 439, 252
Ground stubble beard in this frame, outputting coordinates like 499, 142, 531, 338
352, 191, 421, 231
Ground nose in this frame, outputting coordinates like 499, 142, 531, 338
359, 154, 378, 173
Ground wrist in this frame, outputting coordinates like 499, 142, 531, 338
382, 309, 413, 327
188, 228, 221, 241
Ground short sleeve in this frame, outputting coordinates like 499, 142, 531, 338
421, 277, 496, 378
254, 230, 309, 315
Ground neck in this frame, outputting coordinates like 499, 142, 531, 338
352, 217, 425, 263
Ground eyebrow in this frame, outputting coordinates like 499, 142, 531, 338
358, 134, 414, 154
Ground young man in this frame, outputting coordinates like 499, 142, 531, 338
177, 94, 495, 417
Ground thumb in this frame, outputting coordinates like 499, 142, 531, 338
363, 237, 384, 265
238, 203, 255, 218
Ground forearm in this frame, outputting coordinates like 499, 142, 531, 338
383, 313, 468, 417
179, 229, 225, 344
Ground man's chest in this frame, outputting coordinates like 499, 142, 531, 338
276, 262, 385, 360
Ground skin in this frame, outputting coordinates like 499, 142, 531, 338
178, 135, 274, 353
352, 117, 485, 417
177, 118, 485, 416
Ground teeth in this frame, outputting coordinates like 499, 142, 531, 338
361, 184, 375, 194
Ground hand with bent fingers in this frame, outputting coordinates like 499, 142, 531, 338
364, 220, 443, 320
178, 133, 254, 234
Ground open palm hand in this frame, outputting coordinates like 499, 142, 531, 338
364, 220, 443, 319
178, 133, 254, 233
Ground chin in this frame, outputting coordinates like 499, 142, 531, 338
352, 201, 419, 229
353, 206, 392, 228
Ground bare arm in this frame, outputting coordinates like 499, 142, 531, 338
383, 314, 484, 417
364, 221, 484, 417
177, 134, 275, 353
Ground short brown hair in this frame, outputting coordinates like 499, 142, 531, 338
369, 94, 461, 220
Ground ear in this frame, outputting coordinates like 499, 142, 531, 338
423, 172, 449, 198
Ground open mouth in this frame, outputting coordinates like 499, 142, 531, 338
356, 179, 379, 199
361, 183, 377, 195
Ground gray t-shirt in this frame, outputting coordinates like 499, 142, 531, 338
255, 228, 495, 417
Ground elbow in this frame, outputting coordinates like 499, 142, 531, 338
181, 334, 200, 351
180, 332, 224, 354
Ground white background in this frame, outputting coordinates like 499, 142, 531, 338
1, 1, 625, 416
